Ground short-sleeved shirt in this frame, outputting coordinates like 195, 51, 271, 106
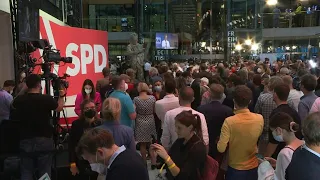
109, 90, 135, 127
268, 104, 302, 158
12, 93, 58, 139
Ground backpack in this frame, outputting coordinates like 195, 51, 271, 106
192, 141, 219, 180
199, 155, 219, 180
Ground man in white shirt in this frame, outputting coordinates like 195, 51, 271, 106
161, 34, 170, 49
161, 87, 209, 151
282, 75, 303, 111
155, 79, 180, 139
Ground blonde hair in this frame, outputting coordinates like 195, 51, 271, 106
102, 98, 121, 121
137, 82, 149, 93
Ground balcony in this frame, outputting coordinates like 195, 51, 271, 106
262, 12, 320, 39
262, 12, 319, 28
82, 17, 136, 32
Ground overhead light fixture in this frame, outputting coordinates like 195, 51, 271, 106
235, 44, 242, 51
285, 46, 290, 50
292, 45, 297, 50
266, 0, 278, 6
201, 42, 206, 47
251, 43, 259, 51
245, 39, 252, 46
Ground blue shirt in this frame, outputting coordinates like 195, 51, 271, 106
303, 144, 320, 158
109, 90, 135, 127
98, 121, 136, 151
0, 89, 13, 123
108, 145, 126, 169
298, 92, 318, 121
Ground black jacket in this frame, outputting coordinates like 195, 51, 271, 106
106, 149, 149, 180
69, 118, 102, 172
191, 79, 201, 110
197, 101, 234, 158
166, 135, 207, 180
286, 147, 320, 180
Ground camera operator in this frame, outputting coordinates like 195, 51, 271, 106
11, 74, 65, 180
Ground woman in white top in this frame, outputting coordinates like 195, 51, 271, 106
258, 112, 304, 180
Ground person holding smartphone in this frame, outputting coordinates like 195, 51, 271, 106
151, 110, 207, 180
258, 112, 304, 180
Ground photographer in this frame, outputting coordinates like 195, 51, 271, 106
12, 74, 65, 180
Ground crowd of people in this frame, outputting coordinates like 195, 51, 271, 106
1, 58, 320, 180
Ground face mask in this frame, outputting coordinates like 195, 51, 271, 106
85, 88, 92, 94
21, 72, 26, 79
124, 83, 128, 91
272, 129, 284, 142
257, 68, 262, 73
90, 163, 107, 175
84, 109, 96, 118
90, 150, 107, 174
154, 85, 162, 92
10, 90, 13, 95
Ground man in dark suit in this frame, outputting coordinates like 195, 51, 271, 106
182, 71, 201, 110
198, 84, 234, 159
77, 128, 149, 180
194, 63, 213, 82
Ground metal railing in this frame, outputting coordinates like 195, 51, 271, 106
82, 17, 136, 32
262, 11, 320, 28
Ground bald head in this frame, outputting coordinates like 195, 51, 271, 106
179, 87, 194, 104
210, 84, 224, 100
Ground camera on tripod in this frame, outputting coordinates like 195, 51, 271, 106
50, 73, 70, 91
38, 39, 72, 64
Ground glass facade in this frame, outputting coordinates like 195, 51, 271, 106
85, 4, 135, 32
263, 39, 319, 60
227, 0, 263, 59
262, 0, 320, 28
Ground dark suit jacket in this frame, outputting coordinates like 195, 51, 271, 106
198, 101, 234, 158
106, 149, 149, 180
194, 71, 213, 83
191, 79, 201, 110
96, 77, 110, 92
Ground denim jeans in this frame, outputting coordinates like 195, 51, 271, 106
226, 166, 258, 180
20, 137, 54, 180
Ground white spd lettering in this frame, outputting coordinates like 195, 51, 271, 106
66, 43, 107, 76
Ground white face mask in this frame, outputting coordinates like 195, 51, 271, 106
85, 88, 92, 94
90, 163, 107, 175
90, 151, 107, 175
124, 83, 128, 91
257, 68, 262, 73
10, 90, 13, 95
21, 72, 26, 79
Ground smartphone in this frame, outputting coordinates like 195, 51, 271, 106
255, 153, 265, 160
151, 135, 157, 144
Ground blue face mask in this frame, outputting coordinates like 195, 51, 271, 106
272, 129, 284, 142
154, 85, 162, 92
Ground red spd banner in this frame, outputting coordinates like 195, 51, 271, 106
33, 16, 108, 96
32, 16, 108, 123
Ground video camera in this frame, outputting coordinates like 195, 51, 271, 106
17, 39, 73, 92
35, 39, 72, 64
51, 73, 70, 91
